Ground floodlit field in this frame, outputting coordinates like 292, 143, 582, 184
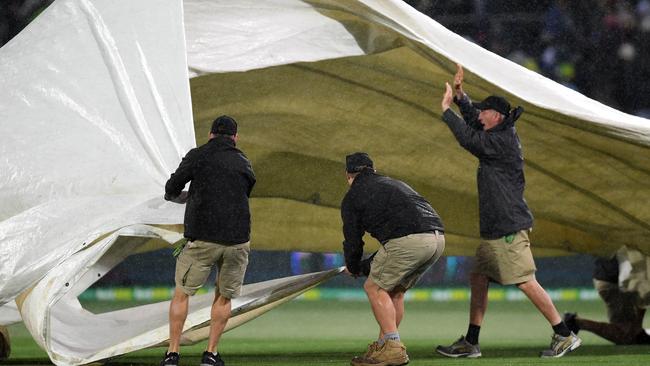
6, 299, 650, 365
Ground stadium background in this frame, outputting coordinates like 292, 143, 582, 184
4, 2, 650, 365
2, 0, 649, 297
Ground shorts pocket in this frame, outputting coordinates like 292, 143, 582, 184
181, 264, 192, 286
225, 245, 250, 267
506, 233, 535, 276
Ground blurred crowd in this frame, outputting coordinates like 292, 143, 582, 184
2, 0, 648, 116
409, 0, 650, 116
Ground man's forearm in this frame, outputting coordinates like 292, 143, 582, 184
343, 240, 363, 273
164, 176, 186, 201
453, 93, 481, 129
164, 150, 195, 203
164, 190, 188, 204
442, 109, 470, 141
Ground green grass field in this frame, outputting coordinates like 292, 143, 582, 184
5, 299, 650, 365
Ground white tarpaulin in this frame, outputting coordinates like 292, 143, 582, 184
1, 0, 650, 364
0, 0, 194, 304
182, 0, 650, 257
16, 225, 342, 364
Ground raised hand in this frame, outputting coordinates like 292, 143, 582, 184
454, 63, 464, 99
442, 82, 453, 111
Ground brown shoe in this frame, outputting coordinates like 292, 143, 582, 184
364, 341, 381, 358
351, 340, 409, 366
351, 341, 381, 365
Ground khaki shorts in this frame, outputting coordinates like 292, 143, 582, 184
472, 229, 536, 285
175, 239, 250, 298
369, 232, 445, 292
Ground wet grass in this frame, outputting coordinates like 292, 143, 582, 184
6, 300, 650, 365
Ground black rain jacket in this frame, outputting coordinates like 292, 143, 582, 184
341, 170, 444, 274
442, 94, 533, 239
165, 136, 256, 244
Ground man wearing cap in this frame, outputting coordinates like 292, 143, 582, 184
435, 64, 580, 359
341, 152, 445, 366
161, 115, 256, 366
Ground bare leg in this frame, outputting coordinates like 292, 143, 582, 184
469, 273, 490, 326
206, 293, 232, 353
168, 287, 190, 353
390, 289, 405, 329
517, 279, 561, 325
364, 278, 398, 335
375, 290, 405, 340
576, 317, 640, 345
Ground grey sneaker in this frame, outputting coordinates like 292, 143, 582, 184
435, 336, 481, 358
540, 332, 582, 358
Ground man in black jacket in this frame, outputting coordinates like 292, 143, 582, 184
435, 65, 580, 359
161, 115, 255, 366
342, 152, 445, 366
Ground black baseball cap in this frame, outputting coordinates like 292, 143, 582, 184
474, 96, 511, 116
210, 115, 237, 135
346, 152, 374, 173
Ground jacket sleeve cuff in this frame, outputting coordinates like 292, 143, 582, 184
453, 93, 469, 106
343, 240, 363, 275
442, 108, 462, 125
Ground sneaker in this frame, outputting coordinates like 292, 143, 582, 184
160, 352, 179, 366
435, 336, 481, 358
201, 351, 225, 366
351, 340, 409, 366
563, 312, 580, 335
540, 332, 582, 358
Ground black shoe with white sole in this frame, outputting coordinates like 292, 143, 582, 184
200, 351, 225, 366
160, 352, 179, 366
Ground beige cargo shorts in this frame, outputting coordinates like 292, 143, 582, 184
472, 229, 536, 285
175, 239, 250, 298
369, 231, 445, 292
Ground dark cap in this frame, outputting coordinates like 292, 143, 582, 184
346, 152, 374, 173
210, 115, 238, 136
474, 95, 511, 116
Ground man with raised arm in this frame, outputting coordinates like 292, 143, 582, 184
435, 65, 580, 359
